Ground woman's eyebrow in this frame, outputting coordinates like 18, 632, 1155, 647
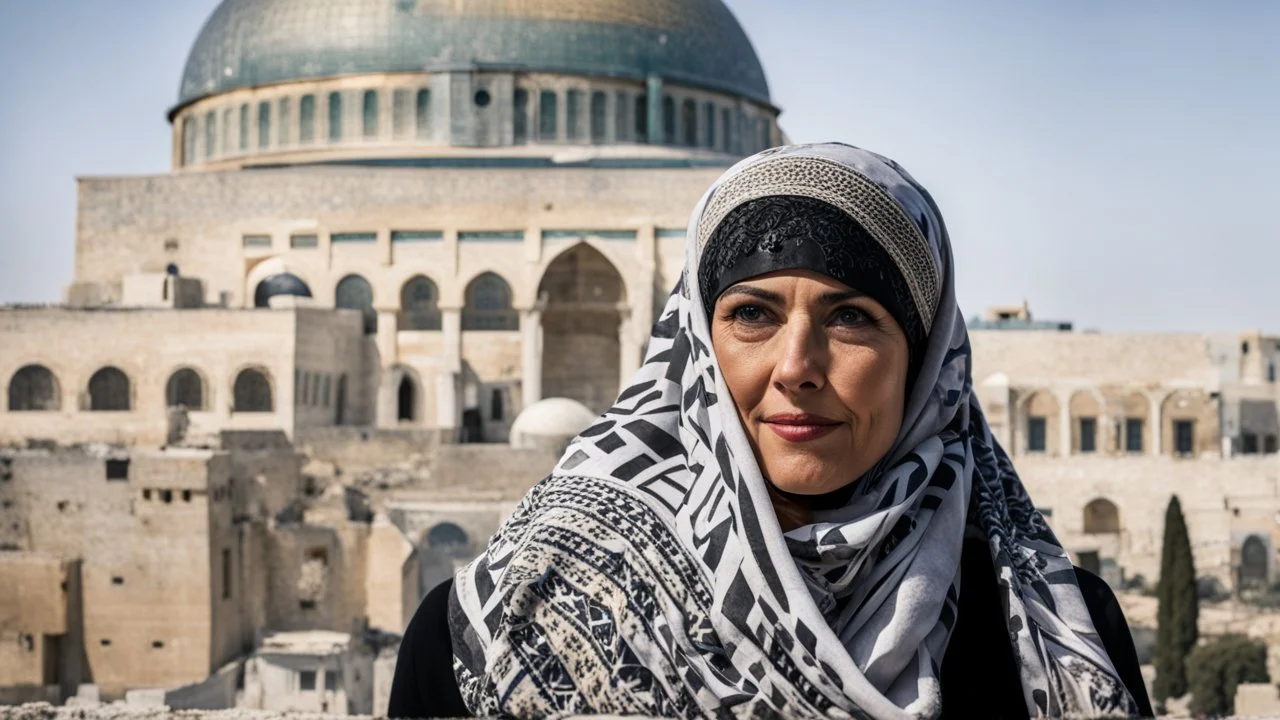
818, 289, 867, 304
719, 285, 783, 303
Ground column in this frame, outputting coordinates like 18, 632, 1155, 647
441, 307, 462, 374
1059, 393, 1073, 458
521, 308, 543, 409
646, 74, 664, 145
1150, 394, 1164, 456
372, 310, 398, 428
435, 371, 459, 439
619, 312, 642, 389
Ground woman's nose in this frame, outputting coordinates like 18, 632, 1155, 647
773, 318, 826, 394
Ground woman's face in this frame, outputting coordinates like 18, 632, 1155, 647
710, 269, 910, 497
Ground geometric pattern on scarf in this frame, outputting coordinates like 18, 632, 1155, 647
450, 143, 1139, 719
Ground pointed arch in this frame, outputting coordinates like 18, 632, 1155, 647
462, 272, 518, 331
399, 275, 442, 330
336, 274, 376, 334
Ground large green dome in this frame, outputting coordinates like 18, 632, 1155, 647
176, 0, 771, 110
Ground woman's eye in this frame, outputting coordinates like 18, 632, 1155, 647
732, 305, 767, 323
833, 307, 868, 326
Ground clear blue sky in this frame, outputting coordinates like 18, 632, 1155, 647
0, 1, 1276, 332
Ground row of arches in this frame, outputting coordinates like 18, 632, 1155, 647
179, 78, 776, 168
257, 272, 518, 334
1016, 388, 1215, 457
7, 365, 275, 413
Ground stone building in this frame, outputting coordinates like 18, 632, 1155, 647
0, 0, 782, 451
970, 317, 1280, 590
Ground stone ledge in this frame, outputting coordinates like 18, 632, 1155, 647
0, 705, 645, 720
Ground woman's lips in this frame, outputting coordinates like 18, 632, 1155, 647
762, 413, 841, 443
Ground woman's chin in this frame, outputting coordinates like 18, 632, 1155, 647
763, 463, 849, 496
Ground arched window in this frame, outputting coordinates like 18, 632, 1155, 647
88, 367, 131, 412
398, 375, 416, 422
221, 108, 234, 155
299, 95, 316, 144
539, 90, 558, 142
1083, 498, 1120, 534
8, 365, 59, 411
362, 90, 379, 139
257, 101, 271, 150
721, 107, 733, 153
682, 99, 697, 147
277, 97, 292, 145
614, 91, 630, 143
416, 89, 432, 140
204, 111, 217, 159
662, 95, 676, 144
335, 275, 376, 334
512, 89, 528, 144
181, 117, 196, 166
462, 273, 518, 331
635, 92, 649, 142
328, 92, 343, 142
233, 368, 274, 413
589, 91, 607, 143
239, 104, 250, 151
426, 522, 470, 558
566, 89, 583, 141
166, 368, 205, 410
703, 102, 716, 149
399, 276, 441, 331
1242, 535, 1269, 585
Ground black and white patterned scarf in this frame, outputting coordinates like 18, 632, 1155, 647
450, 143, 1138, 718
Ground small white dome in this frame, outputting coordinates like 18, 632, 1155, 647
510, 398, 598, 449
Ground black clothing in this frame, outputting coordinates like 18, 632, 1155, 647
389, 540, 1153, 719
388, 578, 469, 719
939, 539, 1153, 719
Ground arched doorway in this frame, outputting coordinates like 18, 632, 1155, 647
1241, 535, 1269, 586
538, 244, 626, 413
397, 375, 416, 422
1083, 498, 1121, 534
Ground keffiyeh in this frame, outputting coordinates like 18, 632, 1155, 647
450, 143, 1138, 719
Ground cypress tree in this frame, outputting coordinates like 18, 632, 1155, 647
1154, 495, 1199, 703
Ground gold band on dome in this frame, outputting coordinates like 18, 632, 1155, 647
695, 154, 940, 334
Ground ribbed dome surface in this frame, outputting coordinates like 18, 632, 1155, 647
177, 0, 770, 109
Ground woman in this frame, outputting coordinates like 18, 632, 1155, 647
390, 143, 1153, 719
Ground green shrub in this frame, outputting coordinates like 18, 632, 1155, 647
1186, 634, 1269, 717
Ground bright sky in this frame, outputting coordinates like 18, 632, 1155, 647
0, 1, 1275, 332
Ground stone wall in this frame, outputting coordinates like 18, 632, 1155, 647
0, 555, 83, 702
0, 448, 235, 697
0, 308, 367, 446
